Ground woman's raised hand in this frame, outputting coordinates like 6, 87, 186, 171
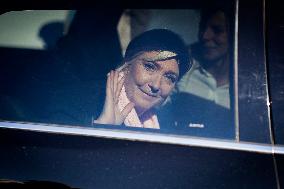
94, 70, 135, 125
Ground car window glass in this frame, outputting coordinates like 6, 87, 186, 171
0, 2, 237, 141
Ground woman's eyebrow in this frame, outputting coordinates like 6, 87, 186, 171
143, 56, 178, 62
142, 58, 161, 67
141, 58, 178, 76
142, 57, 158, 62
165, 71, 178, 77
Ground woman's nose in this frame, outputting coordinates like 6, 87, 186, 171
202, 27, 214, 41
149, 85, 159, 93
148, 74, 162, 93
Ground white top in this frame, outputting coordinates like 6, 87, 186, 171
177, 59, 230, 109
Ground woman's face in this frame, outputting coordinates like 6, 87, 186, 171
124, 51, 179, 115
199, 11, 228, 62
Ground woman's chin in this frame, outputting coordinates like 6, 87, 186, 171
134, 105, 148, 116
134, 102, 161, 116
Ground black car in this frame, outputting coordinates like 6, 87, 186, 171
0, 0, 283, 188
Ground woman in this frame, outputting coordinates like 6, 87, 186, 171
94, 29, 190, 129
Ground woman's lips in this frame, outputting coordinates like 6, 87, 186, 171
203, 42, 218, 49
139, 88, 158, 98
204, 45, 218, 49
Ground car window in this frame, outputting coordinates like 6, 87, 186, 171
0, 1, 239, 141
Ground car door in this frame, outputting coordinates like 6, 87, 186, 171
0, 0, 282, 188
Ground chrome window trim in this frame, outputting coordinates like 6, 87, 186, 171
1, 121, 283, 155
234, 0, 240, 142
262, 0, 275, 146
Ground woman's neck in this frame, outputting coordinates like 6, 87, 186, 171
135, 107, 147, 117
205, 55, 230, 87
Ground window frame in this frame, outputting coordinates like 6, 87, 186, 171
0, 0, 282, 154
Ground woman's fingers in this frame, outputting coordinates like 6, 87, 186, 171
115, 74, 125, 103
106, 71, 111, 101
109, 70, 114, 96
120, 102, 135, 121
96, 71, 115, 125
109, 70, 119, 102
100, 70, 130, 125
113, 70, 118, 95
97, 70, 131, 125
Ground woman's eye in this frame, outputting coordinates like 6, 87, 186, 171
165, 74, 177, 84
212, 26, 225, 34
143, 62, 156, 72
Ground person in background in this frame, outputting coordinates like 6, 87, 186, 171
160, 7, 235, 138
177, 8, 233, 109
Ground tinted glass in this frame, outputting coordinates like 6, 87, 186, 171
0, 2, 237, 140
